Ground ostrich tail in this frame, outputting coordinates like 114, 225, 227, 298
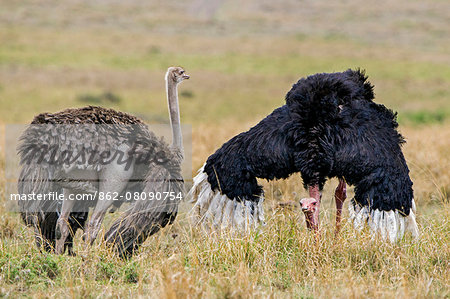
18, 163, 56, 224
18, 161, 88, 254
18, 163, 57, 225
348, 199, 419, 242
18, 162, 61, 251
187, 163, 265, 232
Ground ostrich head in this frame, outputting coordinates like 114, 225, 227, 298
300, 197, 318, 214
165, 66, 190, 84
300, 197, 319, 229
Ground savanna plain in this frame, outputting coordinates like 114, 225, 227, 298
0, 0, 449, 298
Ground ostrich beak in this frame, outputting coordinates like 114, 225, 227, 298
300, 197, 317, 213
182, 74, 190, 80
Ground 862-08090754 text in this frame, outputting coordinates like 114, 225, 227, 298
10, 191, 183, 202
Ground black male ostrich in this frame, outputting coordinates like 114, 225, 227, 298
188, 69, 418, 242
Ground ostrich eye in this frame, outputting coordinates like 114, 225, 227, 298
180, 70, 184, 74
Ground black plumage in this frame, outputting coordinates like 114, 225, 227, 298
286, 70, 412, 215
190, 69, 417, 239
204, 105, 296, 203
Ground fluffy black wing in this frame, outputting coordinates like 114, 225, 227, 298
204, 105, 299, 202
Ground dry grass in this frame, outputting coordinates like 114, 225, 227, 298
0, 0, 449, 297
0, 122, 449, 298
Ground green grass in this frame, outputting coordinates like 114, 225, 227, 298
399, 109, 450, 125
0, 25, 448, 125
0, 32, 448, 124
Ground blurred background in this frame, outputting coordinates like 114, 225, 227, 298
0, 0, 448, 125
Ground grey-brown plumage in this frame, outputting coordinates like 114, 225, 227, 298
104, 151, 184, 258
18, 106, 177, 253
18, 67, 189, 256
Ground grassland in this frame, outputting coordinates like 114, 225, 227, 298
0, 0, 449, 298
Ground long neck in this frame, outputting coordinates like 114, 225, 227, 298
166, 78, 183, 153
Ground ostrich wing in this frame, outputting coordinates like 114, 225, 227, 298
188, 105, 300, 230
104, 161, 184, 258
335, 101, 418, 240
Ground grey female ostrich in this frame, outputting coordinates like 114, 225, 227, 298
18, 67, 189, 256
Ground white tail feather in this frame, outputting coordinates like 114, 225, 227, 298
197, 182, 214, 215
205, 192, 221, 222
406, 210, 419, 238
188, 163, 265, 231
244, 201, 252, 230
257, 197, 265, 223
379, 212, 387, 240
396, 210, 405, 240
386, 210, 398, 243
411, 199, 417, 213
253, 199, 259, 226
221, 199, 235, 229
350, 200, 419, 243
213, 195, 227, 227
233, 201, 245, 230
369, 209, 381, 234
355, 206, 369, 231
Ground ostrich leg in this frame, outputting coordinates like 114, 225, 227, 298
334, 178, 347, 235
55, 188, 77, 254
83, 157, 134, 245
